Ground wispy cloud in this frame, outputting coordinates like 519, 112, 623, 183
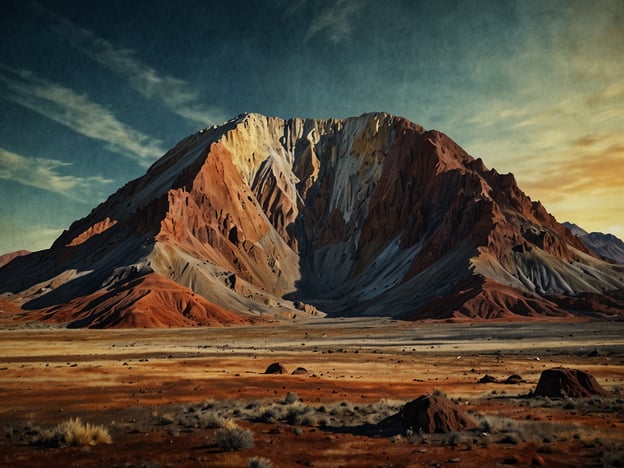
38, 4, 225, 127
0, 147, 113, 199
524, 145, 624, 196
0, 66, 164, 166
300, 0, 364, 44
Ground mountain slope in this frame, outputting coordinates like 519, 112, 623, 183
1, 112, 623, 327
563, 222, 624, 264
0, 250, 30, 268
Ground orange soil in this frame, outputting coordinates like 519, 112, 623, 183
1, 320, 623, 467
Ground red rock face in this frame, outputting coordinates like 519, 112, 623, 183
0, 112, 623, 327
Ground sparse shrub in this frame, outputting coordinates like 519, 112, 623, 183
448, 432, 463, 447
222, 418, 240, 430
286, 405, 317, 426
365, 414, 380, 425
40, 417, 112, 447
479, 418, 493, 433
260, 407, 284, 423
247, 457, 274, 468
328, 401, 354, 418
214, 426, 254, 451
299, 413, 317, 427
602, 445, 624, 467
317, 415, 330, 427
202, 398, 217, 410
159, 412, 175, 425
590, 395, 604, 406
198, 410, 225, 428
4, 426, 13, 439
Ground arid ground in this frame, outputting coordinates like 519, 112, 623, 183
1, 318, 623, 467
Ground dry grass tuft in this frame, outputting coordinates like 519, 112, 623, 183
40, 417, 112, 447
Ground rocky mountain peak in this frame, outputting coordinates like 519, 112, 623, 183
1, 113, 622, 327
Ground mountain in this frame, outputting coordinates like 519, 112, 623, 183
562, 222, 624, 264
1, 112, 623, 327
0, 250, 30, 268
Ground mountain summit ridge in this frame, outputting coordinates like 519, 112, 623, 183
1, 112, 623, 327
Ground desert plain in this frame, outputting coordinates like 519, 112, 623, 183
1, 317, 623, 467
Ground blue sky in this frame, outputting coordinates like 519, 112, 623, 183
0, 0, 622, 253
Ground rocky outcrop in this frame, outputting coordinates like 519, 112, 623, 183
264, 362, 288, 374
534, 367, 610, 398
0, 112, 623, 327
399, 393, 475, 433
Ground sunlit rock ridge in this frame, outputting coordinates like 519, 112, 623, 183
1, 112, 623, 327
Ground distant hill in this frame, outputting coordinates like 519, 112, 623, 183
563, 222, 624, 264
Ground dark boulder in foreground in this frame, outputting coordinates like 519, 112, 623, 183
400, 393, 475, 433
534, 367, 610, 398
264, 362, 288, 374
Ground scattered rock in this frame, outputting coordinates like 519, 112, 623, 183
532, 454, 546, 466
264, 362, 288, 374
498, 434, 520, 445
479, 375, 497, 383
293, 302, 321, 316
534, 367, 610, 398
502, 455, 521, 464
587, 349, 600, 357
504, 374, 525, 384
400, 393, 475, 433
291, 367, 308, 375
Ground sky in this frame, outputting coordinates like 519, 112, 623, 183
0, 0, 622, 254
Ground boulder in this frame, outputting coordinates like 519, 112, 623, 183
291, 367, 308, 375
479, 374, 497, 383
264, 362, 288, 374
400, 393, 475, 433
534, 367, 610, 398
504, 374, 525, 384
